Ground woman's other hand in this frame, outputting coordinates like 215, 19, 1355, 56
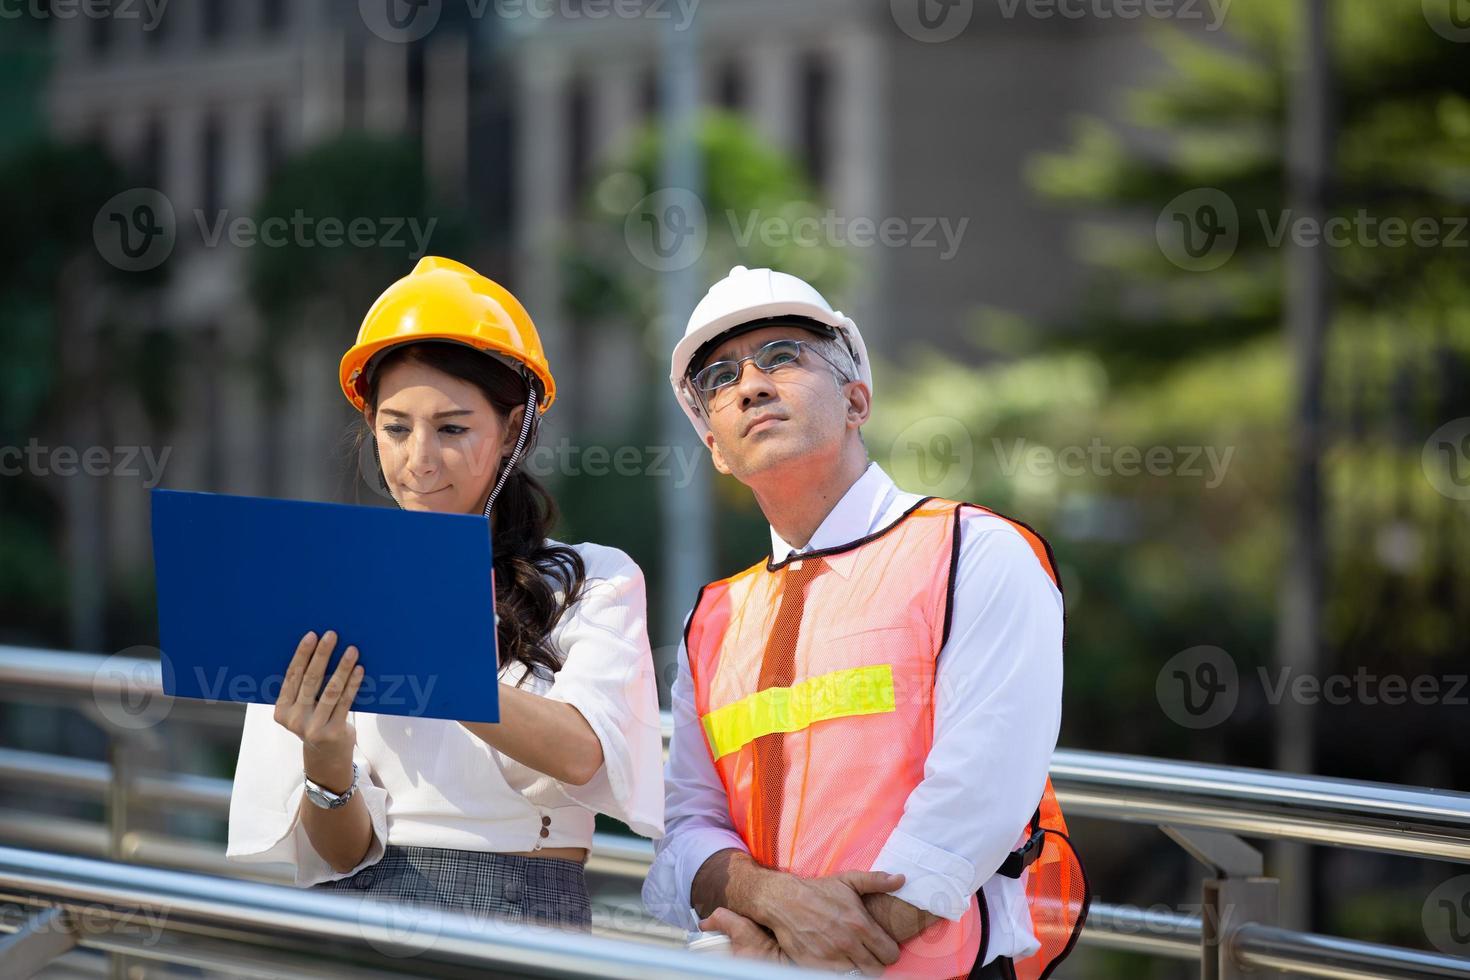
273, 630, 364, 791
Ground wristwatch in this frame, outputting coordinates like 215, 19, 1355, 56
303, 762, 359, 809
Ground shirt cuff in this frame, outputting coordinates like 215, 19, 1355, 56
871, 828, 976, 922
646, 826, 750, 931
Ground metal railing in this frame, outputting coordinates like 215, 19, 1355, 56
0, 845, 813, 979
3, 645, 1470, 979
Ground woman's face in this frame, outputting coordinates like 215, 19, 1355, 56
369, 359, 521, 514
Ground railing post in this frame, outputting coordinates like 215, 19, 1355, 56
0, 907, 79, 979
83, 704, 162, 980
1163, 827, 1282, 979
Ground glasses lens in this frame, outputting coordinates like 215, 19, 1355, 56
753, 340, 803, 370
694, 360, 740, 393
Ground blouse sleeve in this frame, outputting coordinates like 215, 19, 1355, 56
541, 545, 666, 840
226, 701, 391, 886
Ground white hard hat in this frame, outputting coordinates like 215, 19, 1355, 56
669, 265, 872, 439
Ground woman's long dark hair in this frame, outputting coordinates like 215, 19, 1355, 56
353, 341, 587, 684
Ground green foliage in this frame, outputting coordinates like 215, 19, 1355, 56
0, 140, 163, 639
565, 111, 852, 343
880, 0, 1470, 767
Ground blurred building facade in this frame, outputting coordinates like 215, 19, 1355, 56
42, 0, 1156, 649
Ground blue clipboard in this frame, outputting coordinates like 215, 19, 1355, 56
150, 489, 500, 722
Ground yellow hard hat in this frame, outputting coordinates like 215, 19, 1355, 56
339, 256, 556, 414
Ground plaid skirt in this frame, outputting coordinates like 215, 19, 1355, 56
312, 844, 592, 930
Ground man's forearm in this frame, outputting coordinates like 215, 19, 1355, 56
690, 848, 785, 922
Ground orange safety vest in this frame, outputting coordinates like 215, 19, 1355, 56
686, 497, 1088, 980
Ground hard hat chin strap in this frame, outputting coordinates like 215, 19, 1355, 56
482, 381, 538, 520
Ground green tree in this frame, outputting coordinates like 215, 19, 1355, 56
877, 0, 1470, 769
0, 140, 171, 646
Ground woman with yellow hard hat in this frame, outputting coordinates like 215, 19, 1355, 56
225, 257, 664, 929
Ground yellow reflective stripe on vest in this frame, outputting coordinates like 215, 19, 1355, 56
701, 664, 897, 761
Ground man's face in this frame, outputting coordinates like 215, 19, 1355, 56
695, 325, 864, 481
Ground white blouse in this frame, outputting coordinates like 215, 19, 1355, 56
226, 541, 665, 886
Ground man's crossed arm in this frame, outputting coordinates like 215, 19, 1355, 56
690, 848, 940, 976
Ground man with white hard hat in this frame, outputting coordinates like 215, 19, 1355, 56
642, 266, 1087, 979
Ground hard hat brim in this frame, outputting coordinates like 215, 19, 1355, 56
340, 335, 556, 415
669, 301, 872, 441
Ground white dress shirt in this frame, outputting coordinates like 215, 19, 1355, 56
227, 541, 665, 886
642, 463, 1064, 965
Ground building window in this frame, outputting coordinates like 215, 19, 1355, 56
639, 67, 658, 122
145, 2, 169, 48
716, 59, 743, 111
139, 116, 165, 190
345, 46, 365, 131
260, 108, 283, 188
798, 51, 829, 189
202, 0, 227, 43
566, 76, 591, 206
261, 0, 286, 34
88, 0, 113, 58
201, 114, 223, 216
408, 40, 426, 144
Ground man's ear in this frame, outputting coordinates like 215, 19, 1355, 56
843, 380, 872, 430
705, 431, 733, 476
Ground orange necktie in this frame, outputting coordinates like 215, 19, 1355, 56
749, 555, 825, 867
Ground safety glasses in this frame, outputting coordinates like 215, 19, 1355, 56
691, 338, 844, 404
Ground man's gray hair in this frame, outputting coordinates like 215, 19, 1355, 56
809, 334, 859, 386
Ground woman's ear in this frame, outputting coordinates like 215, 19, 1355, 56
502, 404, 527, 455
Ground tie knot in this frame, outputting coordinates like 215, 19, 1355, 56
784, 555, 825, 586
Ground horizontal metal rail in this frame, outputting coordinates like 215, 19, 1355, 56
5, 646, 1470, 978
0, 845, 811, 979
8, 641, 1470, 863
1051, 749, 1470, 864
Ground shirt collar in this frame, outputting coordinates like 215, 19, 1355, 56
769, 462, 898, 564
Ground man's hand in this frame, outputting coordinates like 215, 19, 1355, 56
863, 891, 942, 945
691, 849, 906, 975
754, 870, 906, 975
699, 908, 785, 962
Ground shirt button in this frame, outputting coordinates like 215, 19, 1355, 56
539, 827, 550, 839
541, 816, 551, 827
